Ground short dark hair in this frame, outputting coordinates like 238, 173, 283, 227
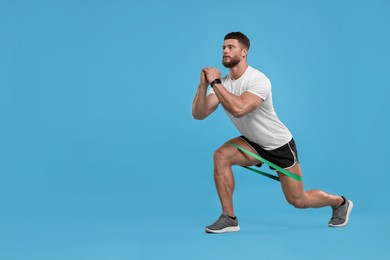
224, 32, 250, 50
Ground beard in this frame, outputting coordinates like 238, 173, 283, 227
222, 55, 241, 68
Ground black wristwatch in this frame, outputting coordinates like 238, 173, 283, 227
210, 78, 222, 88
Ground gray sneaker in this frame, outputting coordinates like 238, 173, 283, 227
328, 196, 353, 227
205, 212, 240, 233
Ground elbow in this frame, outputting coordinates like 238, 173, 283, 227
232, 112, 245, 118
193, 115, 205, 120
230, 104, 256, 118
192, 110, 206, 120
231, 108, 246, 118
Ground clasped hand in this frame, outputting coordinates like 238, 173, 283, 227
200, 67, 221, 86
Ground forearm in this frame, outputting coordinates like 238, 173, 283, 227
192, 83, 211, 120
212, 84, 246, 117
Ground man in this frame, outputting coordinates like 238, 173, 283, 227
192, 32, 353, 234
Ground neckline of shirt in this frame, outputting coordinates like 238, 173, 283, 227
229, 65, 251, 82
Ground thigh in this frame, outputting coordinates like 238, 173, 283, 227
216, 137, 261, 166
277, 163, 305, 199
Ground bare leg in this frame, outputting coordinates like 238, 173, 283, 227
277, 163, 344, 208
213, 137, 260, 217
213, 156, 235, 216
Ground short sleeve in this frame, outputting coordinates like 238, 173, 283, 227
207, 87, 215, 96
246, 75, 271, 101
207, 75, 229, 96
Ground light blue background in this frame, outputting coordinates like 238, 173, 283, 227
1, 0, 389, 259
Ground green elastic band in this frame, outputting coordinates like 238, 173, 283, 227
226, 142, 302, 182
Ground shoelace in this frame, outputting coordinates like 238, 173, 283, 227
212, 216, 229, 226
216, 216, 227, 224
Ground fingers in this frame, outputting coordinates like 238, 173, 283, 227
202, 67, 220, 73
202, 67, 221, 83
202, 67, 211, 73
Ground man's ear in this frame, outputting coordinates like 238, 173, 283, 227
242, 48, 248, 58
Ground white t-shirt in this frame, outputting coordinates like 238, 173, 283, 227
208, 66, 292, 150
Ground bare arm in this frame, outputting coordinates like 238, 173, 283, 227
212, 83, 262, 118
203, 68, 263, 118
192, 70, 220, 120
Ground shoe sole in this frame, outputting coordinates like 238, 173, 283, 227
205, 226, 240, 234
328, 200, 354, 227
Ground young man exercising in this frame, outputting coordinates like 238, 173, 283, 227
192, 32, 353, 234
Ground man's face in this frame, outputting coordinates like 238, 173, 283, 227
222, 39, 247, 68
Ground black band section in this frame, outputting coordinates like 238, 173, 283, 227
210, 78, 222, 88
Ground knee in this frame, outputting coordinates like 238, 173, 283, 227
286, 196, 307, 209
213, 148, 231, 166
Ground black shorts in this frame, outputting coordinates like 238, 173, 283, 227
240, 136, 299, 170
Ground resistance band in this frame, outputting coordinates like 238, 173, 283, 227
226, 142, 302, 182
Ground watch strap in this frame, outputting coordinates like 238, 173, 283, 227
210, 78, 222, 88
